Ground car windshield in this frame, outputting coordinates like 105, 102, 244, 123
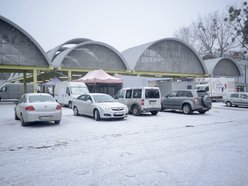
71, 86, 88, 94
29, 95, 55, 103
92, 94, 116, 103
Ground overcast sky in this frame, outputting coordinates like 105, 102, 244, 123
0, 0, 241, 52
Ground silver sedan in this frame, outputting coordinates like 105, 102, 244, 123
15, 93, 62, 126
72, 93, 128, 121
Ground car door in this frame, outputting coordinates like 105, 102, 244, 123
15, 95, 27, 118
230, 93, 240, 106
163, 91, 178, 109
240, 93, 248, 107
84, 95, 94, 116
75, 95, 86, 114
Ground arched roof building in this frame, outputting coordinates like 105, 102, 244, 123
204, 57, 243, 77
49, 39, 129, 71
122, 38, 208, 76
0, 15, 50, 67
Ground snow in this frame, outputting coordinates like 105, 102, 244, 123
0, 102, 248, 186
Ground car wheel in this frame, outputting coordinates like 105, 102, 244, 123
68, 101, 72, 109
151, 111, 158, 115
226, 101, 232, 107
132, 105, 141, 116
15, 111, 19, 120
94, 109, 101, 121
54, 120, 60, 124
182, 104, 192, 114
198, 110, 206, 114
73, 106, 79, 116
21, 114, 27, 127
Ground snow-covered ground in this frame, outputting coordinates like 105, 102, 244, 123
0, 102, 248, 186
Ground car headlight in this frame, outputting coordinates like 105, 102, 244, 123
101, 106, 111, 111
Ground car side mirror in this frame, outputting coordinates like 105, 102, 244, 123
87, 100, 92, 103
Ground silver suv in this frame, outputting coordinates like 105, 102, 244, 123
161, 90, 212, 114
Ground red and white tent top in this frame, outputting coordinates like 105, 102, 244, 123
74, 69, 123, 84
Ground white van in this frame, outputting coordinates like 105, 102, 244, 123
54, 81, 89, 108
115, 87, 161, 116
0, 83, 34, 101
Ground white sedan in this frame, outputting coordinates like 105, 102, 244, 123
15, 93, 62, 126
72, 93, 128, 121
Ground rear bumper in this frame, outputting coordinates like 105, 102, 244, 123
142, 107, 161, 112
23, 111, 62, 122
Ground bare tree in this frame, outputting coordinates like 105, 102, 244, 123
225, 1, 248, 53
174, 11, 239, 57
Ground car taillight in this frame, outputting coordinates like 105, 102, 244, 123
141, 99, 144, 106
56, 105, 62, 110
195, 98, 199, 105
25, 106, 35, 111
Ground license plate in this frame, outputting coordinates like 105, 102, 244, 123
39, 116, 53, 121
115, 112, 123, 116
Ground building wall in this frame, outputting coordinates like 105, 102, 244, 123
61, 44, 127, 70
0, 19, 48, 67
135, 40, 204, 74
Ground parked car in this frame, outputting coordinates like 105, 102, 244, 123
115, 87, 161, 116
54, 81, 89, 108
72, 93, 128, 121
14, 93, 62, 126
161, 89, 212, 114
224, 92, 248, 107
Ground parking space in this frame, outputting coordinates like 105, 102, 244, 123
0, 102, 248, 185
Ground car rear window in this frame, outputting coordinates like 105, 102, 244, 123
29, 95, 55, 103
145, 89, 160, 98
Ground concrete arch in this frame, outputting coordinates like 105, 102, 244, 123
0, 15, 50, 67
204, 57, 243, 77
51, 41, 129, 71
122, 38, 208, 75
47, 38, 92, 61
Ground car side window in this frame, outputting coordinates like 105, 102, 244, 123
133, 89, 142, 98
168, 91, 177, 97
66, 87, 70, 95
230, 93, 239, 98
78, 95, 87, 101
86, 95, 93, 102
126, 89, 132, 99
176, 91, 185, 97
185, 91, 193, 97
241, 94, 248, 99
116, 90, 124, 99
19, 95, 26, 103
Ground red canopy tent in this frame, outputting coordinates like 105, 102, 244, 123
74, 69, 123, 96
75, 69, 122, 84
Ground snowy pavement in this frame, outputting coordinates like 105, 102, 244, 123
0, 102, 248, 186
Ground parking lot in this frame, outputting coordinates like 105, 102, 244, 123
0, 102, 248, 186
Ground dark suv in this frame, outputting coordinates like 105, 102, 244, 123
161, 90, 212, 114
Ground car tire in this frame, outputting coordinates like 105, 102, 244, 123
68, 102, 72, 109
73, 106, 79, 116
132, 105, 141, 116
15, 111, 19, 120
151, 111, 158, 115
198, 110, 206, 114
54, 120, 60, 124
226, 101, 232, 107
94, 109, 101, 121
21, 115, 27, 127
182, 104, 192, 114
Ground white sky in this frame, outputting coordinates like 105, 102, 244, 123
0, 0, 241, 52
